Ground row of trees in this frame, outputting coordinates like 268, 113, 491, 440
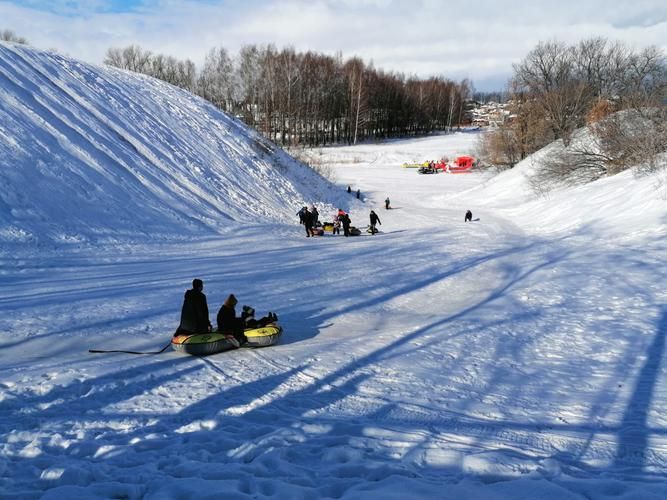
480, 37, 666, 185
1, 29, 28, 44
104, 44, 472, 146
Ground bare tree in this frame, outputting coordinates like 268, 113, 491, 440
198, 47, 236, 112
0, 29, 28, 44
104, 45, 152, 73
514, 40, 594, 145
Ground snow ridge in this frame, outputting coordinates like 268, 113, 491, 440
0, 42, 344, 247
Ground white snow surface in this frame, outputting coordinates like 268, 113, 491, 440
1, 43, 667, 499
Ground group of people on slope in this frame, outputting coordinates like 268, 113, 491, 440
298, 204, 385, 238
297, 205, 320, 237
175, 278, 277, 345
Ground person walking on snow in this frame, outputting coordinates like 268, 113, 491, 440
369, 210, 381, 234
303, 207, 315, 237
385, 197, 391, 210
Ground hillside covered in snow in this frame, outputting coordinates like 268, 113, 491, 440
1, 43, 667, 499
0, 42, 346, 248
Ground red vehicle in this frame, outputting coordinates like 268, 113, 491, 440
448, 155, 475, 173
416, 156, 476, 174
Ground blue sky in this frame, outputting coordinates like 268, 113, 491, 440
1, 0, 665, 92
7, 0, 148, 14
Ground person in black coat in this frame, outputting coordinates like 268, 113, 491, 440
176, 278, 212, 335
465, 210, 473, 222
342, 213, 352, 237
297, 206, 307, 224
369, 210, 381, 234
303, 208, 315, 237
216, 294, 246, 344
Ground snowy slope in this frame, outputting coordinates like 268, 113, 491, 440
1, 44, 667, 500
0, 42, 347, 247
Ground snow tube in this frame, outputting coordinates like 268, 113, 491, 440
172, 332, 239, 355
349, 227, 362, 236
322, 222, 334, 231
244, 324, 283, 347
172, 323, 283, 355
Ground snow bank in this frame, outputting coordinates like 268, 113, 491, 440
0, 42, 347, 248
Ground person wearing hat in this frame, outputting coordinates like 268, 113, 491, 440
216, 294, 246, 344
175, 278, 212, 335
217, 293, 279, 342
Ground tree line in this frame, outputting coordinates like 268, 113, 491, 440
1, 29, 28, 44
479, 37, 666, 185
104, 44, 471, 146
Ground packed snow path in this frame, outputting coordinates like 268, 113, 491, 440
2, 131, 667, 498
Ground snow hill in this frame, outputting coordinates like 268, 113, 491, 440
1, 43, 667, 499
0, 42, 347, 248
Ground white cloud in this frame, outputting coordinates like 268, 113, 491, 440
0, 0, 665, 91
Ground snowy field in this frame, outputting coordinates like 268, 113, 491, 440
2, 43, 667, 499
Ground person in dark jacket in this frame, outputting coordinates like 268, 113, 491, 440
342, 213, 352, 237
241, 305, 278, 328
176, 278, 212, 335
465, 210, 472, 222
297, 206, 307, 224
369, 210, 381, 234
347, 185, 351, 193
384, 197, 391, 210
303, 207, 315, 237
356, 189, 361, 199
216, 294, 246, 344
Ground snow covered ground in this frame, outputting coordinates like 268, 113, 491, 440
2, 43, 667, 499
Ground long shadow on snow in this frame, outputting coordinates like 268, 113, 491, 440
3, 225, 667, 495
612, 305, 667, 474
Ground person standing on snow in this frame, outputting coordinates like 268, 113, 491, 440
369, 210, 381, 234
175, 278, 212, 335
356, 189, 361, 199
297, 206, 307, 225
342, 213, 352, 237
303, 207, 315, 237
385, 197, 391, 210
